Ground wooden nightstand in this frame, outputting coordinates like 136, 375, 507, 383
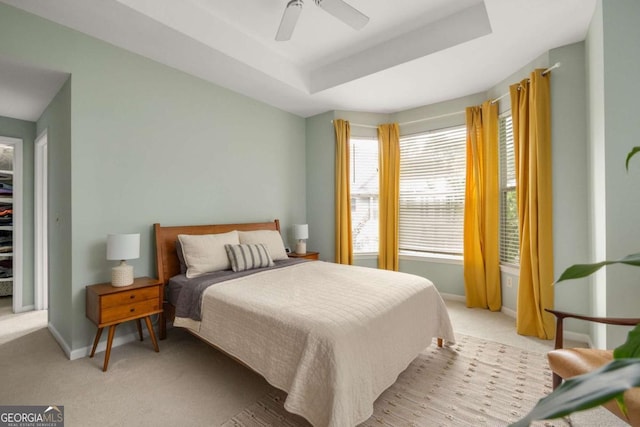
288, 251, 319, 260
86, 277, 162, 371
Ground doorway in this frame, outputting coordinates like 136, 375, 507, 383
0, 136, 22, 313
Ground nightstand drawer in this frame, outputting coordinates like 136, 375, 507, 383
101, 286, 158, 308
101, 299, 160, 324
86, 277, 163, 371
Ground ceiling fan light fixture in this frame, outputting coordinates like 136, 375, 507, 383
276, 0, 304, 41
314, 0, 369, 30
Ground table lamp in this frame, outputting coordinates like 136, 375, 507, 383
293, 224, 309, 254
107, 233, 140, 287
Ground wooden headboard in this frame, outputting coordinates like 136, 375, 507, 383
153, 219, 281, 285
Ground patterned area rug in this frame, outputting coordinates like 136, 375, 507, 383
222, 334, 563, 427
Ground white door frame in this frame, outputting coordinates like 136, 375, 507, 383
0, 136, 23, 313
35, 130, 48, 311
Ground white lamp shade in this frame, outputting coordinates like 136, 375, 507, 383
107, 233, 140, 261
293, 224, 309, 240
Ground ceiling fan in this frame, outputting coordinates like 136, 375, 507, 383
276, 0, 369, 41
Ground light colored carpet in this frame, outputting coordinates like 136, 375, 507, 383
224, 334, 555, 426
0, 298, 626, 426
0, 296, 48, 345
0, 326, 273, 426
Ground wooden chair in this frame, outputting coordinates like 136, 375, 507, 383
546, 308, 640, 425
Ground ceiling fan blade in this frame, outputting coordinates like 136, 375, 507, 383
314, 0, 369, 30
276, 0, 304, 41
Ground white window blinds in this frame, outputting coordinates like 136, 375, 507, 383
350, 138, 379, 253
499, 114, 519, 265
399, 126, 466, 255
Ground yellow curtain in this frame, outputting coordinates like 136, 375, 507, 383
463, 100, 501, 311
510, 70, 555, 339
334, 119, 353, 265
378, 123, 400, 271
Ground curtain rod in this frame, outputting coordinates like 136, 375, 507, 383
331, 110, 465, 129
334, 62, 562, 127
337, 121, 377, 129
399, 110, 465, 126
491, 62, 561, 104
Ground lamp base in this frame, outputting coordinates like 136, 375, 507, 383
111, 261, 134, 287
295, 241, 307, 255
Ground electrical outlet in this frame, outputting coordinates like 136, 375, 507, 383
506, 277, 513, 288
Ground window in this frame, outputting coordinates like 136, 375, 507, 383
348, 121, 517, 261
399, 126, 467, 255
499, 114, 519, 266
350, 138, 378, 253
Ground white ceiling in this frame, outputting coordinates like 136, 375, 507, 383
0, 0, 596, 120
0, 56, 69, 122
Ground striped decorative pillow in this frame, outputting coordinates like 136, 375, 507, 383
224, 243, 275, 272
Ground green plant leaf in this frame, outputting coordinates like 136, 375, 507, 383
557, 261, 608, 281
613, 324, 640, 418
557, 252, 640, 282
626, 146, 640, 171
510, 359, 640, 427
614, 324, 640, 359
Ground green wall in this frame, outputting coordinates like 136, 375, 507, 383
601, 0, 640, 346
36, 78, 72, 348
0, 115, 35, 310
547, 43, 591, 336
305, 111, 334, 261
587, 0, 640, 348
0, 3, 306, 357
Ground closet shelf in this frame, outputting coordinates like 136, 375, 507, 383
0, 142, 15, 298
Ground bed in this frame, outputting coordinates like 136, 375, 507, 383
154, 219, 455, 427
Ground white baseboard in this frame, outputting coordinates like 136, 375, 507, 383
14, 304, 35, 313
440, 294, 593, 346
442, 294, 519, 319
501, 306, 516, 318
70, 329, 153, 361
441, 293, 465, 303
48, 321, 72, 359
49, 318, 159, 361
564, 331, 592, 347
498, 309, 591, 346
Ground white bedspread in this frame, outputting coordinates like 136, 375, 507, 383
174, 261, 455, 427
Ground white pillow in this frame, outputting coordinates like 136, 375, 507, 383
238, 230, 288, 261
178, 231, 239, 278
